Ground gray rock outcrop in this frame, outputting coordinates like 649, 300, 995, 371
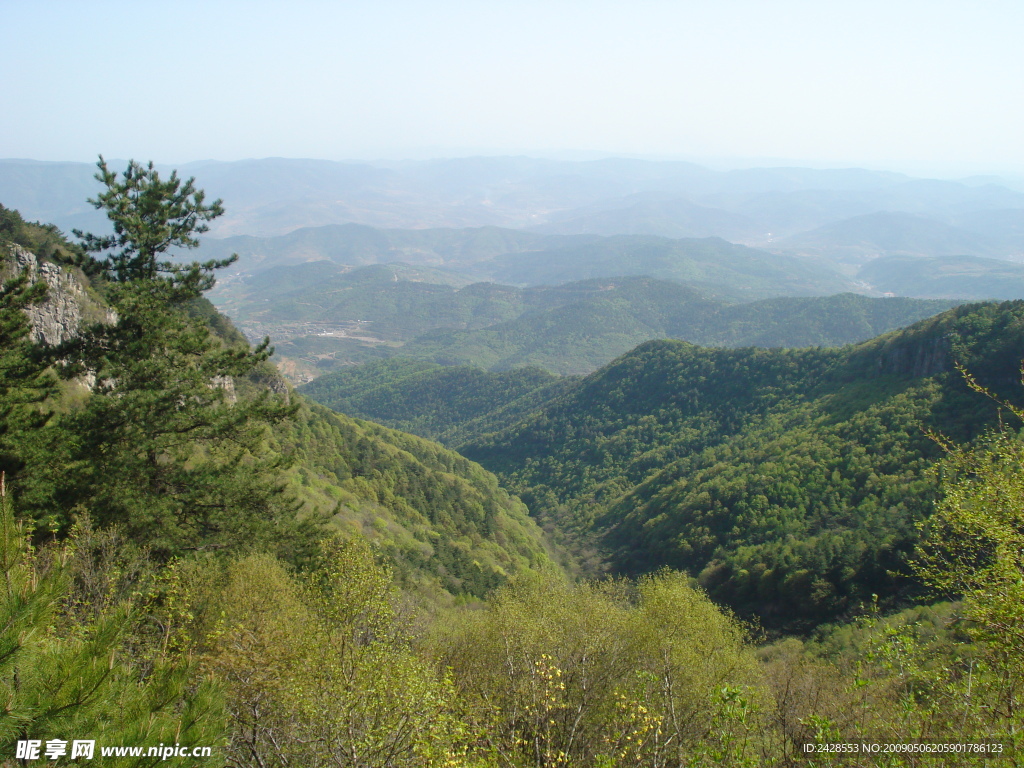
5, 244, 113, 345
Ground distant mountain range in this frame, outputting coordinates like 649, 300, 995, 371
7, 156, 1024, 340
532, 194, 765, 241
480, 235, 849, 296
4, 157, 1023, 252
777, 211, 1015, 264
195, 223, 597, 275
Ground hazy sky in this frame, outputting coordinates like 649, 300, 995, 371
4, 0, 1023, 175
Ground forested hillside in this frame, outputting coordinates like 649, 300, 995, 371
274, 396, 551, 600
300, 360, 579, 444
398, 289, 957, 374
455, 302, 1023, 627
0, 198, 551, 605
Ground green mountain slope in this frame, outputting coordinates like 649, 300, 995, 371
400, 279, 713, 374
482, 235, 852, 297
447, 302, 1024, 629
215, 258, 955, 379
0, 224, 554, 605
274, 396, 552, 602
401, 288, 957, 374
217, 261, 514, 335
690, 293, 959, 347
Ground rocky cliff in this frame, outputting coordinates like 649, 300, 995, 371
3, 244, 112, 345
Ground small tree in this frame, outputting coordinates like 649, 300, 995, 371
915, 427, 1024, 668
911, 368, 1024, 747
205, 540, 458, 767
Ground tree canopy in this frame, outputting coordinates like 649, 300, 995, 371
73, 157, 236, 298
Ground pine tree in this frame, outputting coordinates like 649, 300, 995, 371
59, 158, 309, 558
72, 156, 236, 295
0, 271, 59, 508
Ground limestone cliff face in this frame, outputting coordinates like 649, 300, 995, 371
5, 244, 113, 345
871, 333, 950, 378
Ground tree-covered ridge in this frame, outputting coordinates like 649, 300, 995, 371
257, 263, 956, 378
272, 396, 552, 601
463, 341, 840, 495
688, 292, 959, 348
442, 301, 1024, 628
218, 260, 493, 335
400, 288, 957, 375
396, 278, 718, 374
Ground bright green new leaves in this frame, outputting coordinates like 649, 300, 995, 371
204, 539, 458, 767
916, 397, 1024, 667
432, 570, 766, 767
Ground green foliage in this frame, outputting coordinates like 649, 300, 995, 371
758, 601, 1024, 765
50, 277, 302, 556
915, 371, 1024, 673
398, 289, 955, 376
438, 302, 1024, 628
0, 485, 226, 766
0, 273, 57, 487
203, 540, 459, 767
691, 293, 958, 349
300, 360, 572, 445
430, 569, 767, 767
